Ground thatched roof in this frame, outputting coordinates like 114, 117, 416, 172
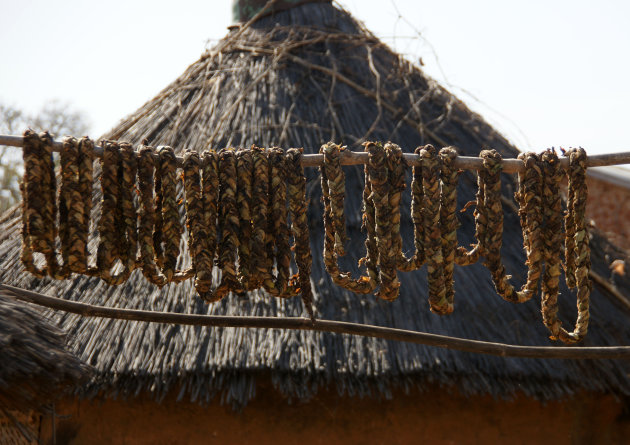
0, 291, 91, 412
1, 3, 630, 407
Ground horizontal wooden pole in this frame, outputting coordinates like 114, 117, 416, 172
2, 282, 629, 359
2, 134, 630, 173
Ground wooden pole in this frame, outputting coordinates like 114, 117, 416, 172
2, 283, 630, 360
2, 134, 630, 173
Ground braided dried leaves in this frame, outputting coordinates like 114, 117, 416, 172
20, 131, 592, 342
319, 142, 592, 343
20, 132, 315, 317
320, 142, 460, 313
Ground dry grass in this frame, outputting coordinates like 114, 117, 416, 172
0, 2, 629, 408
0, 292, 91, 413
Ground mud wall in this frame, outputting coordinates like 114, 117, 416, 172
40, 386, 630, 445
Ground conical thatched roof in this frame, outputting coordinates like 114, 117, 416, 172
1, 3, 630, 407
0, 291, 91, 413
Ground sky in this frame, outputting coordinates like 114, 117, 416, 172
1, 0, 629, 157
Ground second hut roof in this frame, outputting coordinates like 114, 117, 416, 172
0, 291, 91, 413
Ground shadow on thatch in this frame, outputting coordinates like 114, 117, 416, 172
1, 2, 630, 409
0, 292, 91, 413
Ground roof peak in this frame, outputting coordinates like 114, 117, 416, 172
232, 0, 332, 24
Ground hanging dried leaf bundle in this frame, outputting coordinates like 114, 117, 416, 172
19, 130, 592, 342
20, 131, 315, 318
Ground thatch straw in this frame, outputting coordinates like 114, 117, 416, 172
0, 2, 629, 408
0, 292, 91, 413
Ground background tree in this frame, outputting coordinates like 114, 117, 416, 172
0, 100, 91, 212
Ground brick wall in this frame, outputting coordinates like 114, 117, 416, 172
586, 169, 630, 251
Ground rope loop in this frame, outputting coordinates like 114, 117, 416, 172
235, 148, 254, 291
359, 146, 379, 288
207, 148, 241, 302
407, 145, 426, 270
265, 147, 293, 298
248, 146, 269, 291
367, 141, 399, 301
96, 140, 123, 284
321, 142, 347, 256
76, 137, 95, 273
384, 142, 416, 272
478, 149, 518, 302
58, 136, 95, 276
540, 149, 567, 340
540, 148, 591, 343
200, 150, 220, 294
514, 152, 544, 302
286, 148, 315, 319
21, 130, 58, 278
439, 147, 460, 309
137, 144, 167, 287
564, 147, 591, 342
183, 150, 211, 295
419, 144, 449, 313
454, 155, 486, 266
118, 142, 139, 280
321, 142, 376, 294
57, 136, 80, 278
158, 146, 188, 283
93, 141, 138, 285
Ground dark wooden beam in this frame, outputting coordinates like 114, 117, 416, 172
2, 283, 630, 360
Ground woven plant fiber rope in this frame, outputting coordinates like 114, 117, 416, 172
18, 132, 592, 342
21, 130, 58, 278
321, 142, 377, 294
540, 148, 591, 343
